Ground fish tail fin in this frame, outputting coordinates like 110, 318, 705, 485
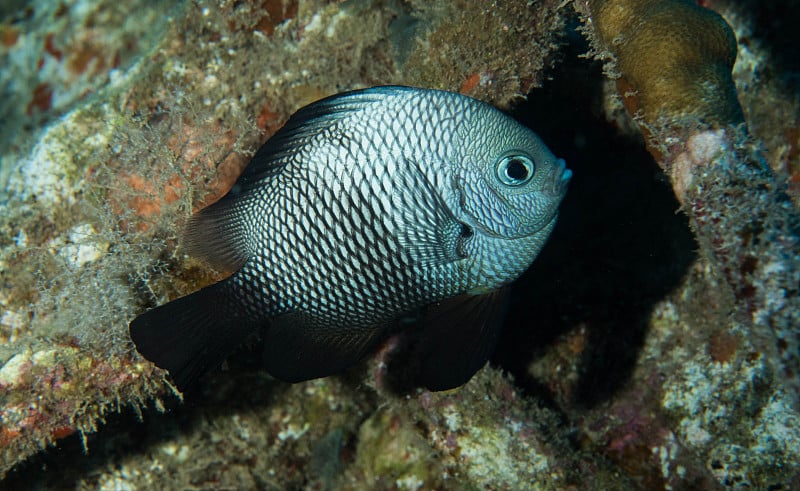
129, 279, 260, 391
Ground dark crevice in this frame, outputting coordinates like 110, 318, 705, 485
492, 24, 698, 408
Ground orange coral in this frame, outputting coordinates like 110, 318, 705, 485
26, 83, 52, 115
254, 0, 299, 36
0, 25, 19, 47
460, 73, 482, 95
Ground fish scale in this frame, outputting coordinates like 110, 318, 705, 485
255, 144, 419, 323
129, 86, 571, 391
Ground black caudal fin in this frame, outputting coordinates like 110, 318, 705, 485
129, 279, 260, 391
413, 289, 510, 391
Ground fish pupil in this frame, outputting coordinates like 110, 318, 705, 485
506, 158, 529, 181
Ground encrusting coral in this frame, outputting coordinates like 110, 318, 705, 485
574, 0, 800, 487
0, 0, 573, 483
579, 0, 800, 404
586, 0, 744, 128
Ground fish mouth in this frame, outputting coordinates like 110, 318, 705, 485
547, 158, 572, 197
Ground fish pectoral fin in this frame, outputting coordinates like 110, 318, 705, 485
129, 279, 261, 392
262, 313, 386, 383
410, 288, 510, 391
394, 159, 470, 266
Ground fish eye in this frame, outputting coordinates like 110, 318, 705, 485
495, 154, 535, 186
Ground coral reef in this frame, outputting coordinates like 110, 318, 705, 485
0, 0, 175, 182
0, 0, 571, 484
714, 0, 800, 200
577, 0, 800, 405
584, 0, 744, 127
1, 0, 799, 489
568, 0, 800, 487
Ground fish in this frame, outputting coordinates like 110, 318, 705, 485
129, 85, 571, 392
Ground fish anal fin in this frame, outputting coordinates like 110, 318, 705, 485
262, 313, 386, 383
410, 289, 510, 391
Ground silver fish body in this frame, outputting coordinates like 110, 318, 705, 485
130, 86, 571, 391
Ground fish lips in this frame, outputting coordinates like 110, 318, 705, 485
547, 158, 572, 197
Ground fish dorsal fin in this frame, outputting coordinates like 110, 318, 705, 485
237, 86, 419, 189
262, 313, 387, 383
394, 158, 471, 267
185, 87, 418, 269
410, 288, 510, 390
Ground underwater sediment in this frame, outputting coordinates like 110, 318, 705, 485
1, 0, 798, 489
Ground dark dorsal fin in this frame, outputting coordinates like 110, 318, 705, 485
237, 85, 420, 188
